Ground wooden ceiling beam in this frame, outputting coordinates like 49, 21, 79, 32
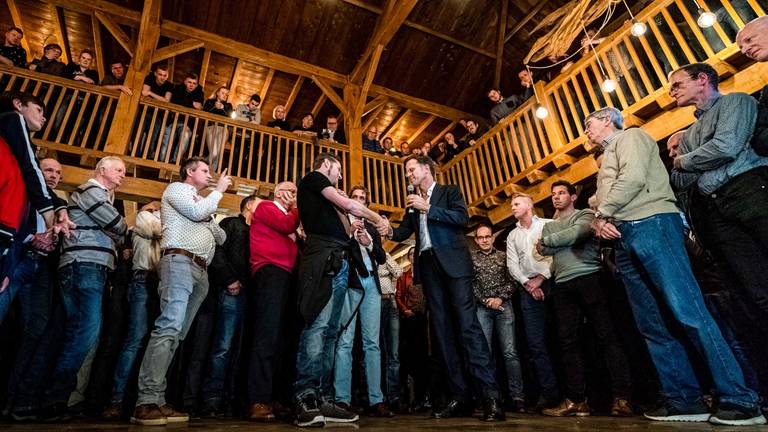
151, 38, 205, 63
381, 108, 411, 140
368, 84, 480, 123
94, 10, 134, 57
312, 76, 346, 115
340, 0, 494, 58
504, 0, 546, 44
494, 0, 509, 88
199, 47, 211, 88
229, 58, 244, 101
311, 94, 327, 117
51, 4, 71, 64
284, 76, 306, 117
91, 13, 105, 80
363, 95, 388, 116
406, 114, 436, 145
7, 0, 31, 56
362, 103, 386, 131
430, 120, 458, 145
259, 68, 275, 106
360, 44, 384, 102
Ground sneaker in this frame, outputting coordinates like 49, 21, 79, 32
158, 404, 189, 423
709, 402, 767, 426
320, 401, 359, 423
10, 408, 38, 422
295, 396, 325, 428
37, 403, 70, 422
101, 402, 122, 421
643, 401, 710, 422
131, 404, 168, 426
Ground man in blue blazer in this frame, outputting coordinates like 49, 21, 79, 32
387, 155, 504, 422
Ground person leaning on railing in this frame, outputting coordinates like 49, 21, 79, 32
28, 44, 65, 77
160, 72, 204, 164
202, 87, 233, 173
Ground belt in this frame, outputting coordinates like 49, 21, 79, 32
382, 293, 396, 300
162, 248, 207, 270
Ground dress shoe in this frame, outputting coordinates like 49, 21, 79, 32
506, 398, 526, 413
482, 398, 506, 421
249, 403, 276, 422
611, 398, 634, 417
542, 399, 590, 417
368, 402, 395, 418
431, 400, 472, 419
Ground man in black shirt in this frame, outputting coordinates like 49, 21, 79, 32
137, 65, 174, 159
50, 49, 100, 143
293, 153, 388, 427
202, 87, 233, 172
28, 44, 65, 76
319, 115, 345, 144
61, 49, 99, 84
101, 60, 132, 95
0, 27, 27, 67
460, 120, 483, 147
142, 65, 173, 102
161, 72, 204, 163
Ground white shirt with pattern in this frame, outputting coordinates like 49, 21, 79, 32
160, 182, 226, 264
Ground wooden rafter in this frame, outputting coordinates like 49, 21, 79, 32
259, 68, 275, 105
360, 44, 384, 101
312, 76, 345, 114
381, 108, 411, 140
51, 4, 71, 63
229, 59, 244, 101
284, 76, 306, 117
406, 114, 436, 145
91, 13, 105, 80
199, 47, 211, 87
494, 0, 508, 88
362, 103, 386, 131
363, 95, 388, 116
151, 38, 205, 63
7, 0, 31, 56
340, 0, 494, 58
311, 94, 327, 117
430, 121, 458, 144
504, 0, 547, 43
94, 10, 134, 57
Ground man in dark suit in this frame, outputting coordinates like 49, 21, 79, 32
386, 155, 504, 422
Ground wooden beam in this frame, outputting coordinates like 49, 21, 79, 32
360, 44, 384, 104
363, 95, 388, 116
258, 68, 275, 105
151, 38, 205, 63
51, 5, 71, 64
504, 0, 547, 43
381, 108, 411, 140
362, 103, 386, 131
430, 121, 458, 145
313, 76, 346, 115
193, 48, 210, 88
406, 114, 436, 145
311, 94, 327, 117
94, 10, 134, 58
7, 0, 31, 56
284, 76, 306, 117
494, 0, 508, 88
344, 84, 364, 185
228, 58, 245, 101
91, 13, 105, 80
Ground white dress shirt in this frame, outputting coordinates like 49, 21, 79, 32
506, 216, 553, 285
418, 182, 436, 252
160, 182, 226, 264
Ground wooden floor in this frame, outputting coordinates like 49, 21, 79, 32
2, 414, 768, 431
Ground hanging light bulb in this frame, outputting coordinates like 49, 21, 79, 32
630, 20, 647, 37
535, 105, 549, 119
602, 78, 617, 93
696, 9, 717, 28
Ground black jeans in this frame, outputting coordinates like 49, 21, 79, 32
689, 167, 768, 316
247, 265, 292, 404
399, 313, 428, 404
552, 272, 631, 402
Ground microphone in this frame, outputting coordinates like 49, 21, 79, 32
407, 185, 415, 214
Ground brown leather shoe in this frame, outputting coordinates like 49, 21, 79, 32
611, 398, 634, 417
130, 404, 168, 426
158, 404, 189, 423
101, 402, 122, 421
368, 402, 395, 418
542, 399, 590, 417
249, 403, 276, 422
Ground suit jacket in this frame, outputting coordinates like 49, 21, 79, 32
391, 183, 473, 281
349, 220, 386, 292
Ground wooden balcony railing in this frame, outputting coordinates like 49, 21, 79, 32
440, 0, 768, 221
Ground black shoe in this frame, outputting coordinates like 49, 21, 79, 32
389, 399, 410, 414
37, 403, 71, 422
319, 401, 359, 423
198, 403, 218, 419
482, 398, 506, 421
10, 408, 38, 422
294, 396, 325, 428
506, 398, 526, 413
709, 402, 766, 426
431, 400, 472, 419
643, 400, 710, 422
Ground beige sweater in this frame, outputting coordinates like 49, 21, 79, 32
595, 128, 678, 221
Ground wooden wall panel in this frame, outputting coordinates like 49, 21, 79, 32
62, 9, 93, 61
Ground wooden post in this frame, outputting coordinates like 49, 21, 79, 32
534, 80, 566, 150
103, 0, 161, 154
344, 83, 364, 186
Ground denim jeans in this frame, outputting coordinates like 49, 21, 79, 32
294, 259, 349, 402
519, 287, 559, 401
44, 261, 108, 405
5, 250, 54, 405
202, 289, 245, 406
614, 212, 758, 408
477, 300, 525, 401
136, 254, 209, 406
334, 273, 383, 405
380, 297, 401, 402
110, 270, 157, 404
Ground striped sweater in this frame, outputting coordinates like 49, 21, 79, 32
59, 179, 127, 270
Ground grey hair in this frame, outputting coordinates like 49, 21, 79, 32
95, 156, 124, 171
585, 107, 624, 130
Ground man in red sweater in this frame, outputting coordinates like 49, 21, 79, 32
246, 181, 300, 421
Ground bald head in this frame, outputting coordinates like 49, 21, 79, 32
274, 181, 297, 210
40, 158, 62, 188
667, 130, 686, 159
738, 16, 768, 61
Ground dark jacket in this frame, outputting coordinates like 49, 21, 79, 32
390, 183, 473, 282
348, 221, 386, 292
297, 234, 351, 325
210, 215, 250, 288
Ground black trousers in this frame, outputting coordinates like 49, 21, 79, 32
247, 265, 292, 404
689, 167, 768, 316
399, 313, 429, 403
552, 271, 631, 402
418, 250, 499, 400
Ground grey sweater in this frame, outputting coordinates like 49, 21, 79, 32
59, 179, 127, 270
539, 209, 601, 284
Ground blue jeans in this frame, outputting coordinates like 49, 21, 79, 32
45, 261, 108, 405
380, 297, 401, 402
136, 254, 209, 406
614, 212, 758, 408
519, 287, 559, 401
334, 273, 383, 405
202, 289, 245, 406
294, 259, 349, 402
477, 300, 525, 400
110, 270, 156, 404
